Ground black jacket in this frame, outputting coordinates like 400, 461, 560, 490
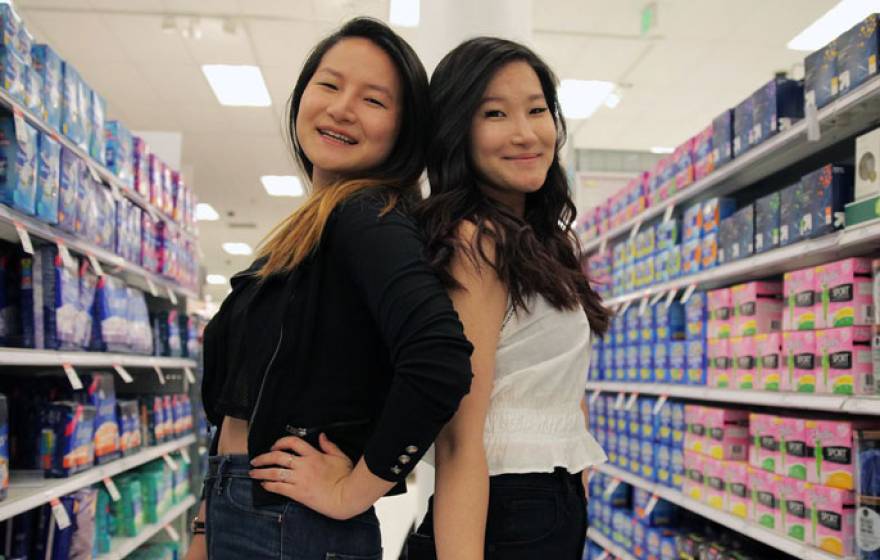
202, 191, 474, 504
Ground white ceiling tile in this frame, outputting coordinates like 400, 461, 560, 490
103, 13, 195, 64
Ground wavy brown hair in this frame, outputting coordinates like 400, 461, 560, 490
258, 18, 429, 277
416, 37, 610, 336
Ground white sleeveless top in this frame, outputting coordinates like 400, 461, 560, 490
426, 295, 608, 475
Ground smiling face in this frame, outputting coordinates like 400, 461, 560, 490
469, 60, 557, 215
296, 37, 403, 187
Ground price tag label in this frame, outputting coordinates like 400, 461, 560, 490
164, 525, 180, 542
103, 478, 121, 502
598, 237, 608, 255
180, 448, 191, 464
638, 296, 650, 316
589, 390, 601, 405
86, 162, 101, 181
625, 392, 639, 410
681, 283, 697, 304
664, 289, 677, 309
145, 276, 158, 297
629, 217, 643, 240
650, 290, 665, 306
153, 364, 166, 385
62, 363, 83, 390
112, 364, 133, 384
162, 453, 179, 472
87, 254, 104, 276
642, 494, 660, 518
13, 107, 28, 143
184, 366, 196, 384
166, 286, 178, 305
50, 498, 72, 530
56, 240, 75, 270
14, 222, 33, 255
603, 478, 621, 500
663, 203, 675, 223
614, 393, 625, 410
805, 95, 821, 142
619, 299, 633, 315
653, 394, 669, 415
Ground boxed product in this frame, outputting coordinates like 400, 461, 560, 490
626, 305, 640, 344
685, 404, 708, 454
816, 257, 874, 328
817, 326, 874, 395
683, 202, 703, 242
90, 90, 106, 165
132, 136, 150, 198
856, 429, 880, 560
77, 261, 97, 349
711, 109, 734, 168
683, 450, 706, 502
779, 181, 808, 247
31, 44, 62, 130
24, 63, 43, 117
626, 344, 639, 382
778, 416, 811, 481
779, 477, 813, 545
692, 125, 714, 181
673, 140, 695, 192
785, 266, 818, 331
752, 468, 783, 531
654, 341, 669, 383
812, 484, 856, 557
785, 330, 818, 393
682, 239, 702, 276
811, 418, 862, 490
703, 406, 749, 461
75, 166, 98, 242
707, 338, 732, 388
837, 13, 879, 96
707, 288, 732, 339
148, 154, 163, 209
733, 96, 753, 157
113, 474, 144, 537
39, 246, 80, 350
730, 204, 754, 261
93, 182, 116, 251
20, 253, 45, 349
686, 339, 706, 385
639, 344, 654, 382
667, 245, 682, 279
856, 126, 880, 201
800, 164, 853, 239
731, 336, 757, 389
61, 62, 85, 148
701, 232, 718, 270
79, 373, 120, 464
0, 45, 25, 104
656, 219, 679, 250
139, 395, 166, 445
731, 281, 783, 336
756, 332, 784, 391
754, 191, 781, 254
685, 291, 708, 340
105, 120, 133, 188
654, 250, 669, 284
77, 77, 92, 154
704, 457, 727, 510
717, 214, 737, 265
751, 412, 781, 474
0, 116, 38, 214
750, 77, 804, 147
726, 461, 751, 519
805, 40, 839, 109
702, 197, 736, 236
90, 275, 129, 352
40, 401, 96, 477
35, 132, 61, 225
58, 147, 80, 232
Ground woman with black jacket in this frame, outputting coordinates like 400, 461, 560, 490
186, 18, 473, 560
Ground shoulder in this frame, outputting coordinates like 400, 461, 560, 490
452, 218, 500, 271
332, 188, 416, 233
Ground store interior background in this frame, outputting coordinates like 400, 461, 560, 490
8, 0, 861, 556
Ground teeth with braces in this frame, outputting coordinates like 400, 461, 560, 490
320, 129, 356, 144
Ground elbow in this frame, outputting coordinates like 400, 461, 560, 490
433, 427, 484, 468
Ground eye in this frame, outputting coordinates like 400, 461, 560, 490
530, 107, 549, 115
366, 97, 387, 108
484, 110, 505, 118
316, 82, 338, 90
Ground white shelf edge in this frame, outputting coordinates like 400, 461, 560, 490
595, 464, 852, 560
0, 348, 197, 369
584, 382, 880, 416
587, 527, 638, 560
99, 494, 196, 560
582, 74, 880, 254
602, 220, 880, 307
0, 435, 196, 521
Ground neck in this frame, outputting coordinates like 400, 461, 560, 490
481, 183, 526, 218
311, 168, 339, 190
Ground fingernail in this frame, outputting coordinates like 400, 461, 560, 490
250, 459, 256, 465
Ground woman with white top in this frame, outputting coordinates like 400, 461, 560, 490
405, 37, 610, 559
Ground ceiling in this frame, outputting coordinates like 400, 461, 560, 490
13, 0, 837, 301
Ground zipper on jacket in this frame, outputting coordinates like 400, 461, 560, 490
285, 418, 371, 438
247, 326, 284, 438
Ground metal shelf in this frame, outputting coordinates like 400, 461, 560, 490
0, 348, 196, 369
602, 220, 880, 307
0, 435, 196, 521
583, 73, 880, 254
98, 494, 196, 560
595, 464, 849, 560
585, 382, 880, 416
587, 528, 638, 560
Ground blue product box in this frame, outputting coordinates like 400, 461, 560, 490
0, 5, 19, 53
686, 339, 707, 385
606, 430, 618, 465
618, 432, 630, 470
805, 41, 839, 109
667, 245, 681, 279
40, 401, 96, 477
717, 215, 736, 265
639, 397, 657, 437
668, 340, 687, 384
670, 447, 685, 487
20, 253, 45, 348
733, 96, 753, 157
38, 246, 79, 350
24, 63, 42, 116
670, 401, 686, 432
654, 341, 669, 383
655, 300, 685, 341
90, 90, 106, 165
640, 440, 656, 480
639, 344, 654, 382
35, 132, 61, 224
601, 344, 614, 380
702, 197, 737, 236
685, 291, 707, 340
681, 239, 701, 276
754, 191, 780, 254
79, 373, 120, 464
657, 401, 674, 443
77, 262, 97, 349
635, 487, 675, 526
625, 306, 640, 344
683, 203, 702, 242
31, 44, 63, 130
0, 116, 38, 214
800, 164, 853, 239
837, 14, 879, 96
58, 147, 79, 232
656, 444, 672, 486
711, 109, 734, 167
626, 345, 639, 382
654, 250, 668, 284
750, 77, 804, 147
614, 346, 627, 381
90, 275, 129, 353
75, 169, 97, 242
626, 403, 640, 437
61, 62, 84, 148
0, 46, 25, 104
633, 521, 646, 556
93, 183, 116, 251
701, 232, 718, 270
628, 435, 641, 475
77, 78, 91, 153
733, 204, 754, 261
779, 181, 806, 247
656, 219, 679, 250
640, 304, 655, 343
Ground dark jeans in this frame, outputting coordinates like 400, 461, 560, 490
205, 455, 382, 560
405, 468, 587, 559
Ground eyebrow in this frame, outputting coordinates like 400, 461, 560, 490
481, 93, 545, 104
317, 67, 395, 99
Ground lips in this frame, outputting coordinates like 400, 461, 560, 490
317, 127, 358, 145
504, 153, 541, 160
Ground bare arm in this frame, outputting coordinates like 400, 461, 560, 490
433, 222, 508, 560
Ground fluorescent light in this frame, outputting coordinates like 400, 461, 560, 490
390, 0, 419, 27
202, 65, 271, 107
558, 80, 615, 119
206, 274, 227, 285
261, 175, 304, 197
650, 146, 674, 154
604, 91, 622, 109
787, 0, 880, 51
222, 242, 253, 256
196, 203, 220, 221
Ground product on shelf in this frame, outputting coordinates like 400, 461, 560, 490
731, 281, 783, 337
800, 164, 853, 240
79, 372, 120, 465
750, 77, 805, 148
816, 326, 873, 395
856, 429, 880, 560
40, 400, 96, 477
816, 257, 874, 328
105, 119, 133, 189
805, 39, 840, 109
35, 131, 60, 224
711, 108, 734, 169
784, 266, 817, 331
60, 61, 85, 149
837, 14, 879, 97
784, 329, 818, 393
779, 181, 807, 247
39, 245, 80, 350
856, 126, 880, 201
0, 115, 38, 215
733, 95, 753, 158
754, 190, 781, 254
30, 43, 62, 130
755, 331, 784, 391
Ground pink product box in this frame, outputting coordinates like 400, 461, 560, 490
756, 332, 785, 391
732, 281, 783, 337
693, 125, 715, 182
704, 457, 727, 510
731, 336, 757, 390
707, 339, 732, 388
725, 461, 751, 519
161, 162, 173, 215
776, 417, 811, 481
148, 154, 162, 209
707, 288, 732, 339
784, 330, 818, 393
784, 267, 818, 331
779, 477, 813, 545
132, 137, 150, 199
750, 412, 780, 472
816, 257, 874, 329
816, 326, 874, 395
751, 469, 783, 532
703, 407, 749, 461
674, 139, 695, 191
812, 484, 856, 558
685, 404, 708, 455
809, 419, 862, 491
683, 450, 706, 502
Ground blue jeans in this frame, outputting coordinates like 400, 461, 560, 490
405, 468, 587, 559
205, 455, 383, 560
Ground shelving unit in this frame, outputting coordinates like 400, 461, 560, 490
0, 435, 196, 521
587, 528, 638, 560
0, 348, 196, 369
98, 494, 195, 560
584, 382, 880, 416
595, 464, 846, 560
581, 73, 880, 255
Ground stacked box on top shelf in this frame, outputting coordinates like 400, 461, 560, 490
837, 14, 879, 97
805, 40, 839, 110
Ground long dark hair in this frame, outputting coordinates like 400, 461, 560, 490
259, 17, 430, 277
417, 37, 610, 335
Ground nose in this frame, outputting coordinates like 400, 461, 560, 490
510, 114, 538, 146
326, 91, 356, 123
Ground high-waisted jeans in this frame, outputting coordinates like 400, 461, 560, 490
204, 455, 383, 560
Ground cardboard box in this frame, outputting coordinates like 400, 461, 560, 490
837, 13, 879, 96
856, 126, 880, 200
805, 41, 840, 109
